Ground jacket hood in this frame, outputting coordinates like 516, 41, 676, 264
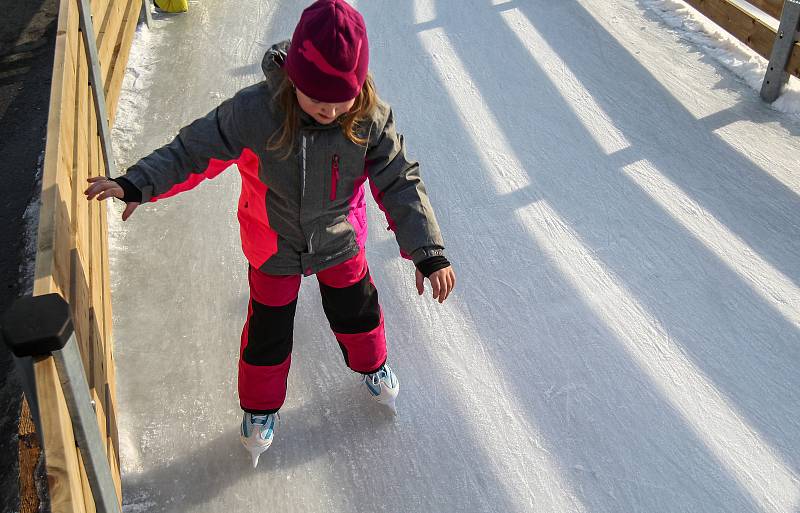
262, 40, 290, 92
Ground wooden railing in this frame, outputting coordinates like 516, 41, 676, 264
681, 0, 800, 100
32, 0, 142, 511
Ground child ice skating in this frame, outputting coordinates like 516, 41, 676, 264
85, 0, 455, 467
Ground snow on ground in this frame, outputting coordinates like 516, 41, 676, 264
109, 1, 800, 512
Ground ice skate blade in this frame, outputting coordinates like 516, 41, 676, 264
241, 437, 272, 468
374, 395, 398, 415
248, 444, 271, 468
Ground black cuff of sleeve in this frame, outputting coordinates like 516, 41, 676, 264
416, 256, 450, 278
111, 177, 143, 203
242, 407, 280, 415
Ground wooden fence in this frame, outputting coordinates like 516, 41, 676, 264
31, 0, 142, 511
681, 0, 800, 81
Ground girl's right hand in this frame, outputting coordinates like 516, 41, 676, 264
415, 266, 456, 304
84, 176, 139, 221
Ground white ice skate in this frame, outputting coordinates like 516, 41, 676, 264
240, 412, 277, 468
363, 364, 400, 414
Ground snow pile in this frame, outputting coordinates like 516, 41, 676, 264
641, 0, 800, 116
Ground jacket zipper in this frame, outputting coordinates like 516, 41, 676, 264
301, 135, 307, 198
330, 154, 340, 201
302, 134, 313, 255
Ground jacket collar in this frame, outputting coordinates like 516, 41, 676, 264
298, 110, 342, 131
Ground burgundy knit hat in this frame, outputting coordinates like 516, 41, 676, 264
284, 0, 369, 103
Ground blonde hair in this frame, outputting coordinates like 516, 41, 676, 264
268, 70, 378, 159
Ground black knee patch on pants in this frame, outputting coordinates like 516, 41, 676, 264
243, 299, 297, 366
319, 272, 381, 334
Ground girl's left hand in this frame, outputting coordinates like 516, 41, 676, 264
416, 266, 456, 304
84, 177, 139, 221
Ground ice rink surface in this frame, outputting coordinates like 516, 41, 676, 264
109, 1, 800, 512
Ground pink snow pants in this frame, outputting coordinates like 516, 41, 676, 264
238, 250, 387, 413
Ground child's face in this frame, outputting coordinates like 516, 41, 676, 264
295, 87, 356, 125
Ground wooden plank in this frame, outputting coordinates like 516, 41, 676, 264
105, 380, 122, 501
75, 55, 91, 271
90, 0, 113, 95
107, 0, 140, 122
70, 248, 93, 387
88, 95, 105, 396
683, 0, 800, 79
60, 7, 78, 172
88, 156, 105, 394
95, 0, 118, 52
34, 0, 72, 296
91, 388, 109, 449
72, 37, 93, 381
99, 201, 113, 383
89, 139, 108, 407
50, 65, 73, 300
745, 0, 783, 20
64, 0, 79, 79
89, 306, 101, 386
58, 22, 78, 214
53, 30, 74, 297
789, 34, 800, 79
105, 380, 118, 454
98, 0, 127, 85
104, 334, 116, 426
91, 146, 104, 323
101, 172, 117, 504
50, 1, 80, 304
51, 198, 71, 300
92, 0, 112, 30
75, 449, 95, 513
98, 85, 114, 493
104, 0, 141, 104
33, 355, 87, 513
100, 197, 113, 369
107, 431, 122, 506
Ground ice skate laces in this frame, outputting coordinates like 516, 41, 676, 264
363, 366, 390, 387
250, 412, 279, 427
251, 414, 269, 425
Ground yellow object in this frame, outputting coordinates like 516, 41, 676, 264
154, 0, 188, 13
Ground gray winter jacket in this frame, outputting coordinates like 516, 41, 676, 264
121, 41, 445, 275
